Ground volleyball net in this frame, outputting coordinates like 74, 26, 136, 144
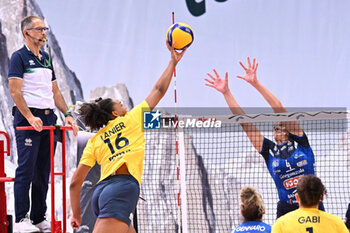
137, 110, 350, 233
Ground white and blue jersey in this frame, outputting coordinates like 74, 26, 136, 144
260, 132, 315, 204
232, 221, 271, 233
8, 45, 56, 109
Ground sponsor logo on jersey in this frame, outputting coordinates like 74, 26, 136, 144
287, 190, 297, 199
283, 175, 303, 189
273, 169, 281, 175
272, 160, 279, 168
297, 160, 307, 167
294, 153, 304, 159
285, 160, 295, 173
280, 168, 304, 179
235, 225, 266, 232
29, 60, 35, 66
108, 149, 131, 162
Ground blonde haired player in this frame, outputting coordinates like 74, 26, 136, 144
69, 41, 186, 233
272, 175, 348, 233
232, 187, 271, 233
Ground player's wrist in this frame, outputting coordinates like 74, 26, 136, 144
64, 110, 73, 118
250, 79, 260, 88
222, 88, 230, 95
169, 58, 177, 66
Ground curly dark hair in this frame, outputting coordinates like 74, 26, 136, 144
297, 175, 327, 207
79, 98, 114, 131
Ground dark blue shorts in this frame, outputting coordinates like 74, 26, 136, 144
277, 201, 325, 218
91, 174, 140, 225
345, 203, 350, 229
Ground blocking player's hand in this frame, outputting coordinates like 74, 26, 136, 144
237, 57, 259, 85
205, 69, 229, 94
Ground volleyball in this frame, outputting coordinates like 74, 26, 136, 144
166, 23, 194, 50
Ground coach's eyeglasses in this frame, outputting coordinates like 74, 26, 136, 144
27, 27, 49, 33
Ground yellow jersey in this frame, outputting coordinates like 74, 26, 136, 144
272, 208, 348, 233
79, 100, 150, 185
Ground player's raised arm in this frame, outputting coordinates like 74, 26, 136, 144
205, 69, 264, 152
237, 57, 303, 136
145, 40, 186, 111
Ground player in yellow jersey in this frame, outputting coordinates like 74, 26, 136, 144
69, 40, 187, 233
272, 175, 348, 233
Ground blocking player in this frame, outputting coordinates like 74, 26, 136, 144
205, 57, 323, 218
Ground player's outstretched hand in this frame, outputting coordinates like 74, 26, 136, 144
237, 57, 258, 85
166, 39, 187, 65
205, 69, 229, 94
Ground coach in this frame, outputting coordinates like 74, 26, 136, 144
8, 15, 78, 232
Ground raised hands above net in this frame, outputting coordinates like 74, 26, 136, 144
236, 57, 259, 85
204, 69, 229, 94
